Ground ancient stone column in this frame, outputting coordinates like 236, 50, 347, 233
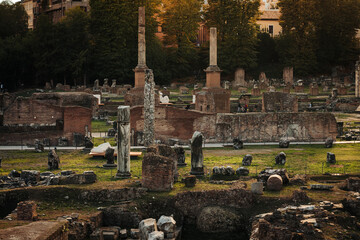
190, 131, 204, 176
116, 106, 131, 178
356, 56, 360, 98
209, 27, 217, 67
134, 6, 148, 88
143, 69, 155, 147
205, 27, 221, 88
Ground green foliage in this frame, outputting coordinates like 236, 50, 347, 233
204, 0, 260, 74
160, 0, 203, 79
0, 1, 28, 39
278, 0, 360, 76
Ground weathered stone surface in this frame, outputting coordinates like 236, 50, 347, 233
251, 182, 263, 195
310, 184, 334, 190
102, 206, 143, 229
116, 106, 131, 178
267, 174, 283, 191
233, 138, 243, 150
174, 189, 254, 221
104, 147, 115, 165
91, 142, 111, 154
289, 174, 307, 186
342, 197, 360, 217
283, 67, 293, 85
326, 152, 336, 164
17, 201, 38, 221
139, 218, 157, 240
34, 139, 44, 153
346, 177, 360, 192
279, 138, 290, 148
21, 170, 40, 184
242, 154, 252, 166
236, 167, 249, 176
148, 231, 164, 240
190, 131, 204, 176
58, 171, 97, 185
325, 137, 334, 148
0, 220, 68, 240
48, 149, 60, 170
142, 152, 175, 191
262, 92, 298, 113
196, 206, 244, 233
184, 175, 196, 188
144, 69, 155, 147
147, 144, 178, 181
157, 215, 176, 237
130, 106, 338, 143
84, 136, 94, 149
291, 190, 310, 203
258, 169, 289, 185
174, 147, 186, 166
275, 152, 286, 165
107, 128, 116, 137
233, 68, 247, 87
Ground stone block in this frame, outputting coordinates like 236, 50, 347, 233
20, 170, 40, 184
184, 175, 196, 188
157, 216, 176, 237
262, 92, 298, 113
148, 231, 164, 240
236, 167, 249, 176
275, 152, 286, 165
242, 154, 252, 166
17, 201, 38, 221
267, 174, 283, 191
139, 218, 157, 240
142, 153, 175, 191
251, 182, 263, 195
326, 152, 336, 164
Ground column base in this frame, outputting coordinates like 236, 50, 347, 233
190, 167, 204, 177
103, 164, 117, 169
115, 171, 131, 179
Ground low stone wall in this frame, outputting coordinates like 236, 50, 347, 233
130, 106, 337, 143
0, 220, 68, 240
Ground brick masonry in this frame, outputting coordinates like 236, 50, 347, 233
142, 152, 175, 191
17, 200, 38, 221
130, 106, 337, 143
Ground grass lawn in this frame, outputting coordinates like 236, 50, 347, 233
0, 143, 359, 183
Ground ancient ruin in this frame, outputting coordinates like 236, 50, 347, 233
143, 69, 155, 147
115, 106, 131, 178
190, 131, 204, 176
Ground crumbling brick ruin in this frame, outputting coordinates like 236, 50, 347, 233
0, 92, 97, 145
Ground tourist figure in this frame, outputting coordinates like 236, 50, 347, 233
244, 104, 248, 112
0, 82, 3, 93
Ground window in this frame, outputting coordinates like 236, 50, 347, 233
269, 25, 274, 36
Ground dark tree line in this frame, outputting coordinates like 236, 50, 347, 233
0, 0, 359, 91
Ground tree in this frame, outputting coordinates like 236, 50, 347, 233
89, 0, 161, 84
278, 0, 360, 76
0, 1, 28, 39
204, 0, 260, 74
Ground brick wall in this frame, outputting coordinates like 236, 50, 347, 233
64, 107, 92, 135
262, 92, 298, 112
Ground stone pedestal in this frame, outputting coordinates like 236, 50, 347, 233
116, 106, 131, 178
251, 182, 263, 195
294, 85, 304, 93
310, 86, 319, 96
251, 86, 261, 96
233, 68, 246, 88
283, 67, 294, 85
17, 201, 38, 221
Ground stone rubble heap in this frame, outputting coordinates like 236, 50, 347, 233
250, 201, 359, 240
0, 170, 97, 189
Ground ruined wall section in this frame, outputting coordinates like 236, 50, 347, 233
130, 106, 337, 143
262, 92, 298, 112
216, 112, 337, 142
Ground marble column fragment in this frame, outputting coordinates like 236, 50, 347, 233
190, 131, 204, 176
116, 106, 131, 178
143, 69, 155, 147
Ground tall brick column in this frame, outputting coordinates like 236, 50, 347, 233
205, 27, 221, 88
116, 106, 131, 178
134, 6, 148, 88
